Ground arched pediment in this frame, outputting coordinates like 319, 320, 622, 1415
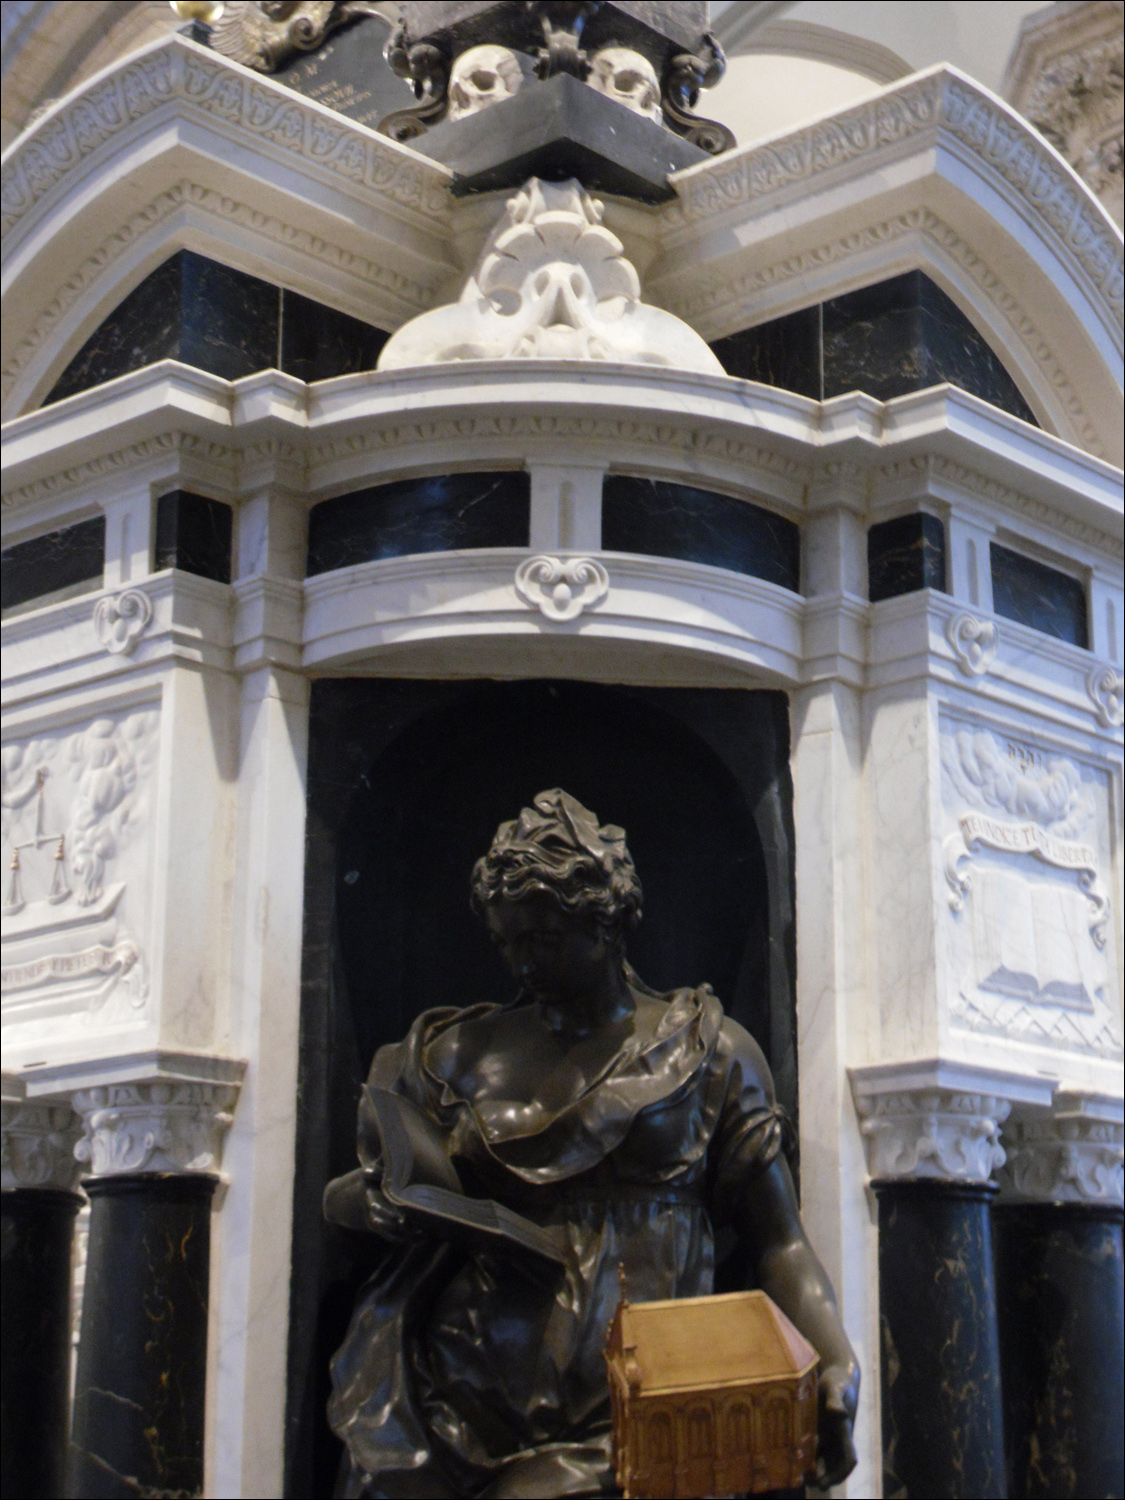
0, 33, 457, 420
649, 65, 1125, 464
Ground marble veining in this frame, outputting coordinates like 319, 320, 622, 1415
990, 542, 1090, 649
601, 477, 800, 592
1, 516, 105, 615
710, 271, 1039, 426
868, 512, 947, 601
154, 490, 233, 585
306, 472, 530, 575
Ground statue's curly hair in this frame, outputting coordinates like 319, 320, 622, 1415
471, 789, 643, 934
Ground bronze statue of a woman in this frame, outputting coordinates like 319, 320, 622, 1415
325, 789, 858, 1498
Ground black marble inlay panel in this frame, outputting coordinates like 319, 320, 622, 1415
990, 543, 1089, 648
270, 14, 401, 130
1, 1190, 81, 1500
1, 515, 105, 613
602, 476, 800, 592
281, 291, 389, 383
155, 490, 233, 584
710, 270, 1038, 426
69, 1174, 216, 1500
43, 251, 390, 407
868, 512, 947, 601
994, 1203, 1124, 1500
306, 471, 530, 575
876, 1179, 1006, 1499
709, 306, 822, 401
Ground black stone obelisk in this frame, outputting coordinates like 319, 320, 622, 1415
0, 1188, 81, 1499
994, 1201, 1124, 1500
68, 1174, 216, 1499
876, 1179, 1007, 1499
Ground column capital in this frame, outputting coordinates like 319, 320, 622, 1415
850, 1059, 1054, 1184
1, 1074, 81, 1193
998, 1091, 1124, 1207
72, 1079, 240, 1179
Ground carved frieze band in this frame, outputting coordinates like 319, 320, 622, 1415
72, 1080, 238, 1177
515, 555, 610, 622
856, 1089, 1011, 1183
0, 1094, 82, 1192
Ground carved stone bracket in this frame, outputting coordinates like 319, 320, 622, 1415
946, 611, 998, 675
515, 554, 609, 621
1087, 663, 1124, 728
999, 1095, 1124, 1206
72, 1080, 239, 1177
855, 1088, 1011, 1183
93, 587, 153, 656
1, 1080, 82, 1192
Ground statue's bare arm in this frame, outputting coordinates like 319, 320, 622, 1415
737, 1155, 860, 1489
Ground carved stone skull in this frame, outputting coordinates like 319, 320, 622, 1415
448, 45, 535, 121
588, 47, 662, 122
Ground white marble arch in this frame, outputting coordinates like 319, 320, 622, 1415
3, 36, 1122, 469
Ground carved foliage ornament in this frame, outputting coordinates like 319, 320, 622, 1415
205, 1, 381, 73
1001, 1113, 1124, 1206
73, 1081, 238, 1177
377, 177, 724, 373
0, 1098, 81, 1192
1087, 663, 1125, 728
93, 588, 153, 656
946, 611, 998, 676
515, 554, 609, 621
856, 1090, 1010, 1184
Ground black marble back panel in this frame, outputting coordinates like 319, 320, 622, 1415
154, 491, 233, 585
43, 251, 389, 408
602, 476, 800, 592
1, 516, 105, 612
868, 512, 947, 601
710, 270, 1037, 426
306, 472, 531, 575
990, 542, 1088, 648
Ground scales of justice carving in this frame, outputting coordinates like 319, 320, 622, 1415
324, 791, 858, 1499
1, 713, 157, 1031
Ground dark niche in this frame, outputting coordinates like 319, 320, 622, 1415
867, 512, 947, 601
602, 476, 800, 592
710, 270, 1038, 426
306, 471, 530, 575
1, 515, 105, 614
990, 542, 1089, 649
286, 677, 797, 1497
43, 251, 388, 408
154, 491, 233, 585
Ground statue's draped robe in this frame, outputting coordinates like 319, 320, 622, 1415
327, 984, 788, 1499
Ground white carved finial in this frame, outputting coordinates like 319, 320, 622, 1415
514, 555, 610, 622
1086, 664, 1124, 729
93, 587, 153, 656
946, 611, 998, 676
73, 1080, 238, 1177
1, 1079, 82, 1192
378, 177, 724, 374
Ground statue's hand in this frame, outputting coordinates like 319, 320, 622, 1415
323, 1166, 409, 1241
815, 1363, 858, 1490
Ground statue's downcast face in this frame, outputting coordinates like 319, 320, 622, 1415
484, 890, 618, 1004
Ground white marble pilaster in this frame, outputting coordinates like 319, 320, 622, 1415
209, 664, 309, 1500
946, 512, 997, 615
101, 483, 154, 591
528, 463, 604, 552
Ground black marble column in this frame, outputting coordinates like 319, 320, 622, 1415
1, 1189, 81, 1499
993, 1201, 1124, 1499
876, 1179, 1007, 1498
68, 1174, 216, 1500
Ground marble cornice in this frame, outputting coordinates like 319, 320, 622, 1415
0, 34, 452, 244
662, 66, 1123, 338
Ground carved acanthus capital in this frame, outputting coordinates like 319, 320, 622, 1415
855, 1088, 1011, 1184
72, 1080, 238, 1178
999, 1094, 1124, 1206
1, 1078, 81, 1192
